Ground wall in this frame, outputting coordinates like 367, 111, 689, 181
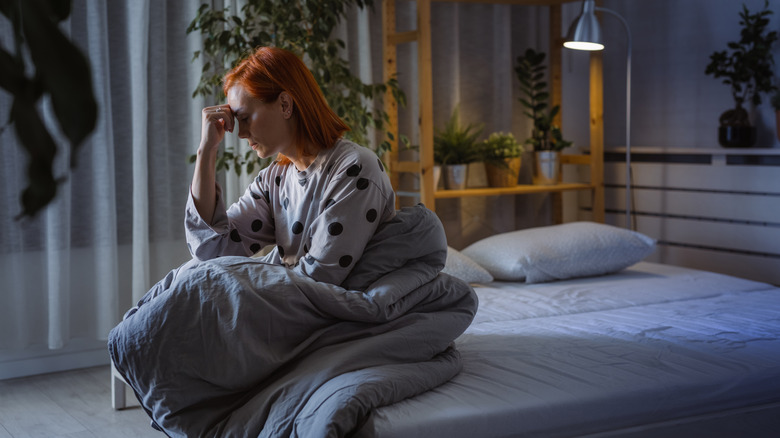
561, 0, 780, 284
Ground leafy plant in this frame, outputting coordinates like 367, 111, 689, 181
515, 48, 572, 152
187, 0, 406, 175
480, 132, 524, 166
0, 0, 98, 218
433, 106, 484, 165
705, 0, 777, 127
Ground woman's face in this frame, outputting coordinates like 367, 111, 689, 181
227, 84, 292, 159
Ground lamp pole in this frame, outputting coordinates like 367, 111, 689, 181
596, 7, 633, 230
564, 1, 633, 230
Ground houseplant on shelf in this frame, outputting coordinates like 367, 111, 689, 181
705, 1, 777, 148
187, 0, 405, 175
515, 48, 572, 185
480, 132, 524, 187
434, 106, 484, 190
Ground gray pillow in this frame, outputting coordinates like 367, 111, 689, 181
442, 246, 494, 284
461, 222, 656, 283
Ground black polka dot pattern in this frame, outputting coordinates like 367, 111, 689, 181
250, 243, 261, 253
252, 219, 263, 232
346, 164, 361, 177
366, 209, 377, 223
305, 254, 315, 265
277, 245, 285, 258
356, 178, 369, 190
275, 175, 281, 186
292, 221, 304, 234
230, 229, 242, 242
250, 190, 262, 200
339, 255, 353, 268
328, 222, 343, 236
283, 198, 290, 209
263, 190, 270, 203
377, 158, 384, 172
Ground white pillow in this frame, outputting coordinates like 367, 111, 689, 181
461, 222, 656, 283
442, 246, 494, 284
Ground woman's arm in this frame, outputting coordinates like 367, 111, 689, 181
191, 105, 234, 224
185, 105, 276, 261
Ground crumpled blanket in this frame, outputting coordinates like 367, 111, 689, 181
108, 205, 478, 437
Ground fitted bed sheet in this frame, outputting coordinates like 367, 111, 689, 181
354, 262, 780, 437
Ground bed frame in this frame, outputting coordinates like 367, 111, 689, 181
383, 0, 605, 223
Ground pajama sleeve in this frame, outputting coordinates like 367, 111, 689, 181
293, 157, 395, 286
185, 174, 276, 261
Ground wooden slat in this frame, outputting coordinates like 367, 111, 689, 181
391, 160, 421, 173
417, 0, 435, 209
589, 50, 605, 223
383, 0, 401, 208
614, 213, 780, 257
560, 154, 591, 165
606, 187, 780, 225
605, 162, 780, 194
435, 183, 594, 198
644, 244, 780, 286
432, 0, 575, 4
387, 30, 419, 45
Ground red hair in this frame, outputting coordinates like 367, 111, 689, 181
223, 47, 349, 165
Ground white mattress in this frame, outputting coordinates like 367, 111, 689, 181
355, 262, 780, 437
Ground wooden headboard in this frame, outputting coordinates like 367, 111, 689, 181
382, 0, 604, 224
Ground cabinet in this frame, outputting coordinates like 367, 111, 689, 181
382, 0, 604, 223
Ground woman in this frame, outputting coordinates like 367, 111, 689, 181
187, 46, 396, 286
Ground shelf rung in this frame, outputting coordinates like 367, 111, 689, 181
391, 161, 420, 173
434, 183, 595, 199
561, 154, 591, 165
387, 30, 418, 45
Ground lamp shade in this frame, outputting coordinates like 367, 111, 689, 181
563, 0, 604, 51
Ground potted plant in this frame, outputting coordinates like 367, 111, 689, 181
705, 1, 777, 148
481, 132, 524, 187
187, 0, 406, 174
515, 48, 572, 185
434, 106, 484, 190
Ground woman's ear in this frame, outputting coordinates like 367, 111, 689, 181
280, 92, 294, 119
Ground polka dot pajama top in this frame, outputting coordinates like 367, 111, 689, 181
185, 139, 397, 286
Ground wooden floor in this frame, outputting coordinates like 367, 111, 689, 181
0, 366, 160, 438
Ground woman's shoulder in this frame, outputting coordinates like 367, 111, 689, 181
325, 139, 386, 176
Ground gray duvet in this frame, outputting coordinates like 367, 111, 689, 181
108, 205, 478, 437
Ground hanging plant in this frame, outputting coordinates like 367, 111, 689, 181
0, 0, 98, 218
187, 0, 406, 175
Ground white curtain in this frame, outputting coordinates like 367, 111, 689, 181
0, 0, 547, 377
0, 0, 205, 375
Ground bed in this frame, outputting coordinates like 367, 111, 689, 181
112, 219, 780, 436
353, 222, 780, 437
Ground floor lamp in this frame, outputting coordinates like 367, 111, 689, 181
563, 0, 633, 230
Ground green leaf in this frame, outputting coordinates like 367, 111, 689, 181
21, 0, 97, 154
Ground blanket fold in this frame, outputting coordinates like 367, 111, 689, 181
109, 205, 477, 437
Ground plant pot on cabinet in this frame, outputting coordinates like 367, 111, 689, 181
533, 151, 560, 185
485, 157, 522, 187
443, 164, 468, 190
433, 164, 442, 190
719, 125, 756, 148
